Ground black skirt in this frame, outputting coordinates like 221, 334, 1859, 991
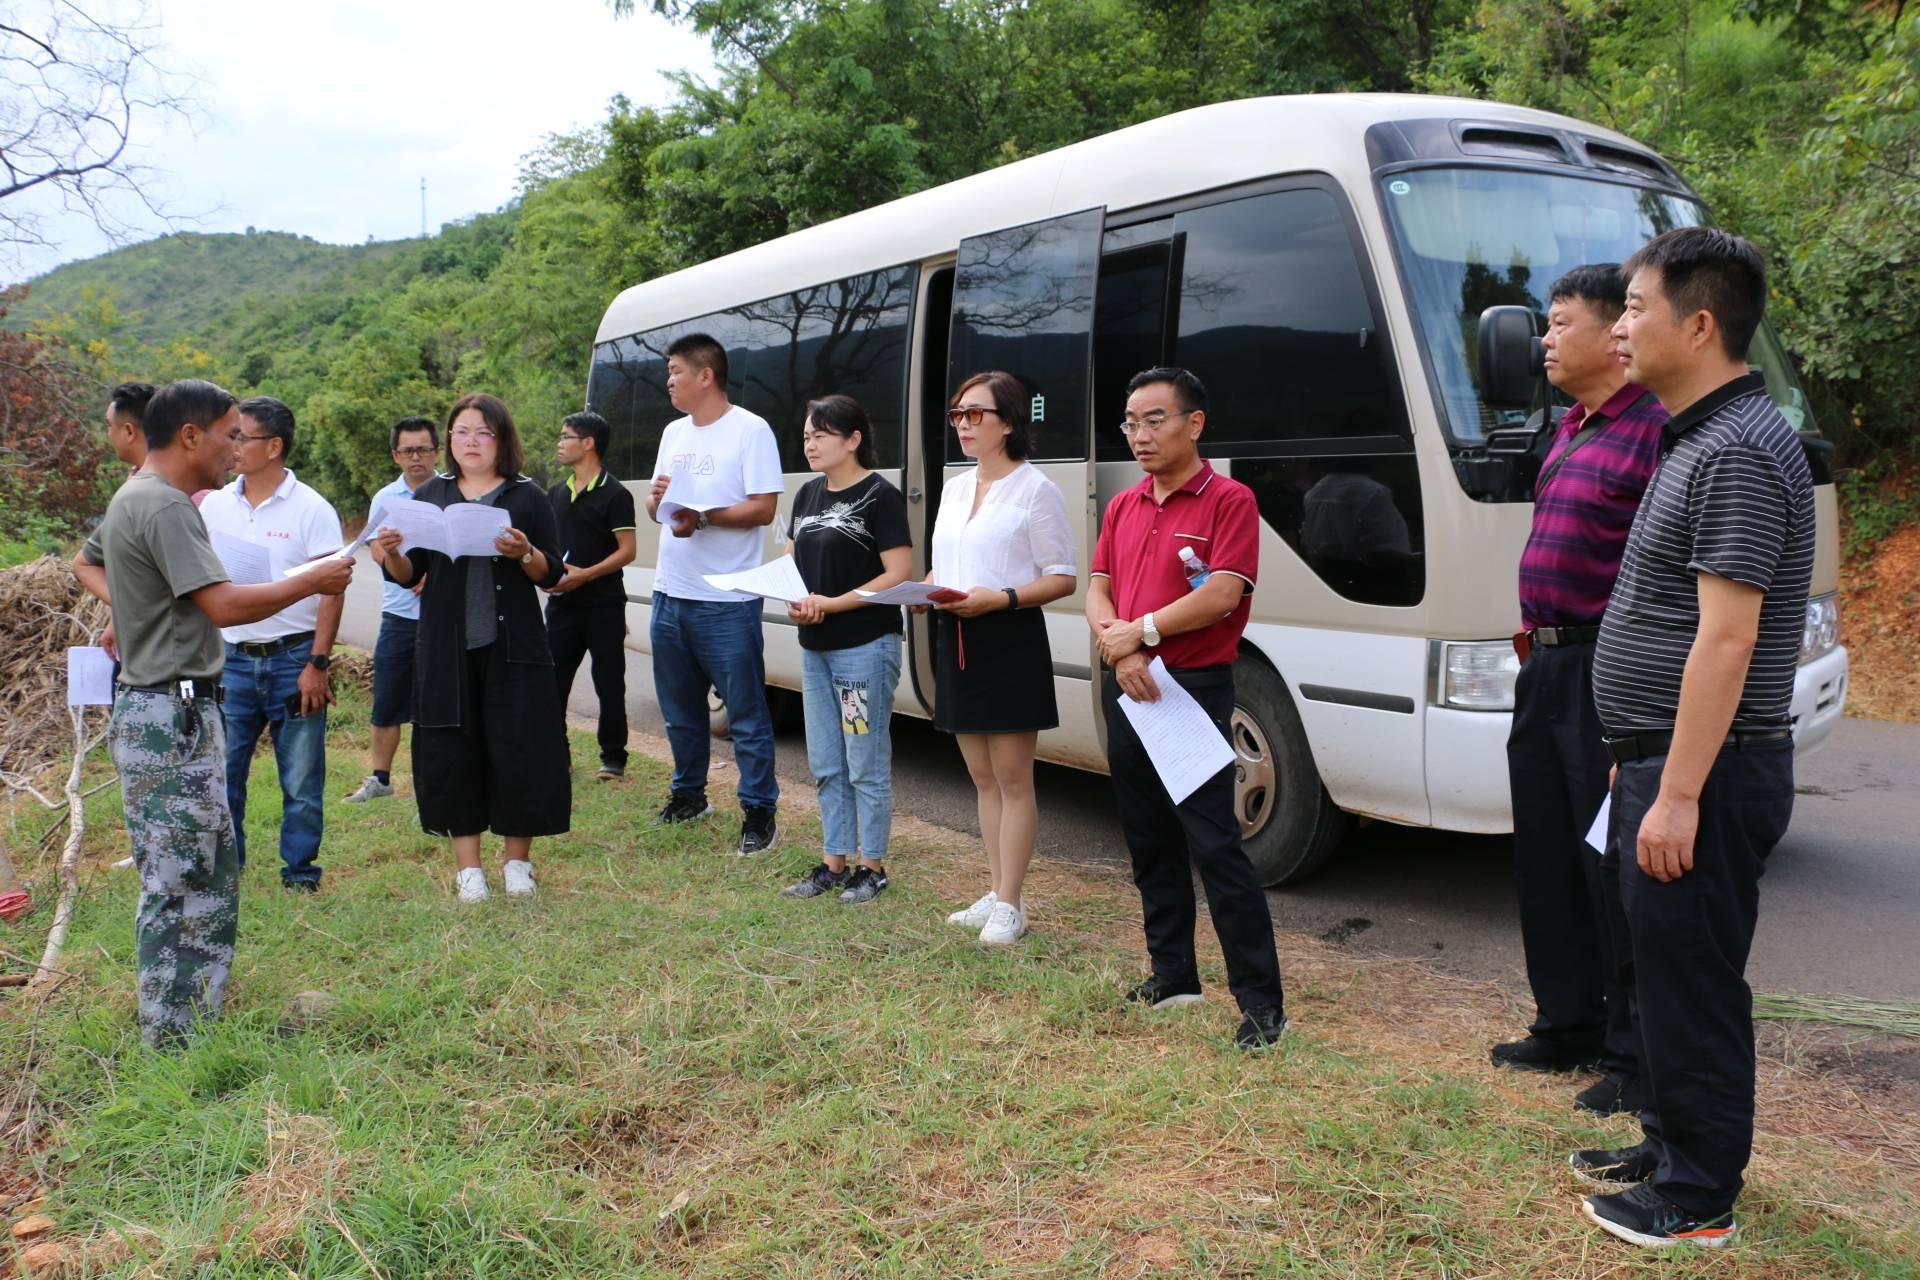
931, 607, 1059, 734
413, 643, 571, 839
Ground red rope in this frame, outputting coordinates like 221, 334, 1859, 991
0, 890, 32, 922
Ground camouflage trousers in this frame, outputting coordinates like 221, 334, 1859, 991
110, 688, 241, 1050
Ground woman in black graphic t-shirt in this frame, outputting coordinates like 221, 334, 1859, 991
779, 395, 914, 905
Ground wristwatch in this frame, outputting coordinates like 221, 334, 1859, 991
308, 653, 332, 672
520, 548, 535, 565
1141, 612, 1161, 647
696, 511, 711, 531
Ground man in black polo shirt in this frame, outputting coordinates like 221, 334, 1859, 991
546, 411, 638, 780
1571, 228, 1812, 1251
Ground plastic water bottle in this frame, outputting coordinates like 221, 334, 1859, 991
1178, 544, 1210, 590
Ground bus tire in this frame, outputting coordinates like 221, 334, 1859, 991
708, 686, 804, 738
1231, 657, 1348, 887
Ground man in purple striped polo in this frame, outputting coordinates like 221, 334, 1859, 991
1490, 265, 1667, 1116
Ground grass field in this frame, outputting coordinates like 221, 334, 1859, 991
1, 675, 1916, 1278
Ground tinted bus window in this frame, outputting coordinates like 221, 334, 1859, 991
589, 266, 916, 481
1171, 189, 1406, 452
1093, 240, 1173, 463
948, 209, 1102, 463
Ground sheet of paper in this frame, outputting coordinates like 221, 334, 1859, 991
1115, 657, 1236, 805
856, 581, 966, 607
209, 531, 271, 585
374, 499, 452, 556
702, 554, 810, 602
66, 646, 115, 706
1584, 793, 1612, 855
658, 497, 720, 526
342, 504, 385, 557
445, 503, 512, 558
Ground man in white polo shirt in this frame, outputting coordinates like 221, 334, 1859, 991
198, 396, 345, 892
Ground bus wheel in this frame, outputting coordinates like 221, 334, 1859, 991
708, 686, 804, 738
1231, 658, 1348, 887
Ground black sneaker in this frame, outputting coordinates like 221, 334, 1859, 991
781, 863, 850, 899
1568, 1139, 1659, 1189
1125, 975, 1204, 1010
1489, 1035, 1602, 1073
1574, 1071, 1646, 1116
596, 763, 625, 782
655, 791, 715, 825
1234, 1005, 1290, 1051
281, 879, 319, 895
1582, 1183, 1737, 1250
737, 807, 779, 857
838, 865, 888, 904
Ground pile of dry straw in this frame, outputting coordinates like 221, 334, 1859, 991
0, 555, 108, 786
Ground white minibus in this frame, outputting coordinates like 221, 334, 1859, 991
586, 94, 1849, 884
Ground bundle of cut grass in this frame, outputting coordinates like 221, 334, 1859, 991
0, 555, 108, 786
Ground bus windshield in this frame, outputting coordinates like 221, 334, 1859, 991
1381, 166, 1819, 453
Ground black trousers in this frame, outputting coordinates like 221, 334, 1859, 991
1506, 640, 1637, 1075
1604, 741, 1793, 1218
1101, 668, 1285, 1014
547, 600, 629, 770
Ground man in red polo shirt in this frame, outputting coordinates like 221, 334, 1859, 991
1087, 367, 1288, 1051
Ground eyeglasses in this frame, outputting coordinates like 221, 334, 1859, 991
235, 433, 277, 444
1115, 410, 1193, 439
450, 428, 496, 442
393, 446, 436, 458
945, 406, 1003, 428
556, 433, 584, 443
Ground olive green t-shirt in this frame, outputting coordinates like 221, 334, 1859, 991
83, 473, 229, 687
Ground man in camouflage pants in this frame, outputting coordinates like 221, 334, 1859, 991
74, 380, 352, 1049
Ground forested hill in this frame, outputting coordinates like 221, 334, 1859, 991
12, 232, 416, 347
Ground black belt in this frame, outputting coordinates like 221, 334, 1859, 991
1605, 727, 1792, 763
122, 678, 225, 704
1529, 624, 1601, 647
230, 631, 314, 658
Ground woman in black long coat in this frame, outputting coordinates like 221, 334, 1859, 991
370, 392, 571, 901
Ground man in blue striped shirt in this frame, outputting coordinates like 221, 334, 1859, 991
1573, 228, 1813, 1252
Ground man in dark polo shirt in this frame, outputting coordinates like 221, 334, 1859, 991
1491, 265, 1667, 1120
547, 410, 638, 780
1570, 228, 1812, 1250
1086, 367, 1287, 1051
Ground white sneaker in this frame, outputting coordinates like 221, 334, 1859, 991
978, 900, 1027, 946
503, 859, 536, 897
946, 890, 997, 929
342, 774, 395, 803
456, 867, 489, 903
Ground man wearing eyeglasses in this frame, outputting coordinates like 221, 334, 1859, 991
345, 416, 441, 805
1086, 367, 1289, 1052
197, 397, 346, 893
546, 410, 638, 781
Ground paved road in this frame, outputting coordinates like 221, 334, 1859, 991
338, 555, 1918, 999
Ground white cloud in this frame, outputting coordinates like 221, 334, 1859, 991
8, 0, 714, 280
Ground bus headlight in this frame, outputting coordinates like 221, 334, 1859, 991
1433, 640, 1521, 711
1800, 592, 1839, 664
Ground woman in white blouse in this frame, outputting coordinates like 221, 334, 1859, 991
928, 370, 1078, 945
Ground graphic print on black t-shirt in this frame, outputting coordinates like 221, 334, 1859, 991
788, 473, 912, 652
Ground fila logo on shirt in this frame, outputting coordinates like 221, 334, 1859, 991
668, 452, 717, 477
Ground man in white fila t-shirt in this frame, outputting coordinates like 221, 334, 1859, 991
645, 333, 784, 855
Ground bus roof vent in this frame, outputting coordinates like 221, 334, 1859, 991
1584, 141, 1674, 183
1456, 125, 1569, 164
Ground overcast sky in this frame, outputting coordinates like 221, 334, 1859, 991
8, 0, 715, 282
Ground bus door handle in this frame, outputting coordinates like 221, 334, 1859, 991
907, 487, 924, 503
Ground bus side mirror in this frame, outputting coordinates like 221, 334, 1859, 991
1477, 306, 1543, 407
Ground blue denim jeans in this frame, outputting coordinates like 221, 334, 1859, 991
221, 637, 327, 884
650, 593, 779, 811
801, 634, 900, 861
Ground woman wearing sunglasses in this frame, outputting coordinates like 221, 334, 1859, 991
369, 393, 571, 902
928, 371, 1078, 944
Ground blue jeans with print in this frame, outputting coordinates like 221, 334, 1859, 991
221, 637, 327, 885
801, 634, 900, 860
650, 593, 779, 811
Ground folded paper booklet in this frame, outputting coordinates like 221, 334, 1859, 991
702, 555, 809, 602
855, 582, 967, 607
372, 501, 511, 559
